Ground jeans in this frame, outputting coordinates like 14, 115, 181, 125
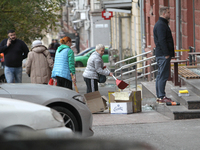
4, 66, 22, 83
156, 56, 171, 99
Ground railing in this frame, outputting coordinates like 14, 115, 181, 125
113, 51, 157, 90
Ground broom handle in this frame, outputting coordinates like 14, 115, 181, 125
106, 68, 117, 80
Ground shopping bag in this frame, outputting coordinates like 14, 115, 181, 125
48, 78, 57, 86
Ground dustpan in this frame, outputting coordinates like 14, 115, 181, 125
106, 68, 129, 90
112, 74, 129, 90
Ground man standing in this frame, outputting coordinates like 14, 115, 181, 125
153, 7, 175, 104
75, 32, 80, 54
53, 39, 60, 50
0, 30, 29, 83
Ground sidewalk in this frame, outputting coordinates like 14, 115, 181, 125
75, 66, 172, 126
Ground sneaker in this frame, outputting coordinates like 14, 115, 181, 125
163, 96, 172, 101
157, 97, 174, 104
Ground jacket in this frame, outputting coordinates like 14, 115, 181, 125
51, 45, 75, 81
0, 38, 29, 67
153, 17, 175, 57
26, 45, 53, 84
83, 51, 110, 80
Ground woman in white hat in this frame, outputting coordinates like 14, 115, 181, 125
26, 40, 53, 84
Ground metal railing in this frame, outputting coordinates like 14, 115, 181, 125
113, 51, 157, 90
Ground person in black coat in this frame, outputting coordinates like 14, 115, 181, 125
153, 7, 175, 104
0, 29, 29, 83
75, 32, 80, 54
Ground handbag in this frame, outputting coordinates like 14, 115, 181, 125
98, 74, 106, 83
48, 78, 57, 86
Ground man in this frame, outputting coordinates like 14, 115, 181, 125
75, 32, 80, 54
0, 30, 29, 83
53, 39, 60, 50
153, 7, 175, 104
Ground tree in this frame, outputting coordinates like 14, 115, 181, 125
0, 0, 64, 44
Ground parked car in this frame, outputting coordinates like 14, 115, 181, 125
75, 48, 109, 67
0, 84, 93, 137
0, 97, 73, 138
75, 46, 95, 57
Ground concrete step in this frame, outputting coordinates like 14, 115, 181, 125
142, 81, 200, 120
154, 102, 200, 120
171, 87, 200, 109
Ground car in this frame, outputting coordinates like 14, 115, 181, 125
75, 48, 109, 67
0, 97, 73, 138
0, 83, 93, 137
75, 46, 95, 57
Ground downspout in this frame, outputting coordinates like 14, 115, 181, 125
176, 0, 180, 59
140, 0, 145, 53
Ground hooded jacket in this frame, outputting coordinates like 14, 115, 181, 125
26, 45, 53, 84
51, 44, 75, 81
83, 51, 110, 80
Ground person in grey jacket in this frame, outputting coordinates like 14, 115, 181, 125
83, 44, 113, 93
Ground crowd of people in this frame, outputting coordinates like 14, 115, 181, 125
0, 6, 174, 105
0, 30, 112, 95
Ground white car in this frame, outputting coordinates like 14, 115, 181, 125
0, 97, 73, 139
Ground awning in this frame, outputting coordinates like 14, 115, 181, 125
102, 0, 132, 14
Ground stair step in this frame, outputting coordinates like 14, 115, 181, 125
142, 80, 200, 120
171, 87, 200, 109
154, 103, 200, 120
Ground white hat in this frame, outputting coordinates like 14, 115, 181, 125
32, 40, 42, 47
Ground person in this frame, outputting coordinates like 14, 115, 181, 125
83, 44, 113, 93
26, 40, 54, 84
75, 32, 80, 54
48, 42, 56, 61
153, 7, 175, 104
51, 36, 76, 90
0, 29, 29, 83
53, 39, 60, 50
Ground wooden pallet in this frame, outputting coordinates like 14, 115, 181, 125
172, 66, 200, 79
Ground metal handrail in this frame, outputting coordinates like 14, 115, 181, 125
114, 51, 152, 65
113, 50, 157, 90
116, 62, 157, 78
115, 56, 155, 72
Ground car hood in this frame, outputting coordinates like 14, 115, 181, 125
0, 83, 80, 106
75, 55, 86, 61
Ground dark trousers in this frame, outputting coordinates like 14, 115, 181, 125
156, 56, 171, 99
84, 77, 98, 93
56, 76, 72, 90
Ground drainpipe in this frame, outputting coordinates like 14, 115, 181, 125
140, 0, 145, 53
176, 0, 180, 59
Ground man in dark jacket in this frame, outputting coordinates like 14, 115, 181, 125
75, 32, 80, 54
153, 7, 175, 104
0, 29, 29, 83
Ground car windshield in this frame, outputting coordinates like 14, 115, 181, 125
83, 49, 95, 56
76, 47, 95, 56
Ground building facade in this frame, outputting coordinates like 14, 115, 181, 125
144, 0, 200, 61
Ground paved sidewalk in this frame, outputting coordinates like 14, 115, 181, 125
92, 109, 171, 126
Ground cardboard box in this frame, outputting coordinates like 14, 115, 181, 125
101, 96, 109, 109
110, 102, 133, 114
132, 91, 142, 113
84, 91, 105, 113
108, 91, 115, 112
109, 91, 142, 113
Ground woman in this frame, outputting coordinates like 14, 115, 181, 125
26, 40, 53, 84
51, 36, 76, 89
83, 44, 113, 93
